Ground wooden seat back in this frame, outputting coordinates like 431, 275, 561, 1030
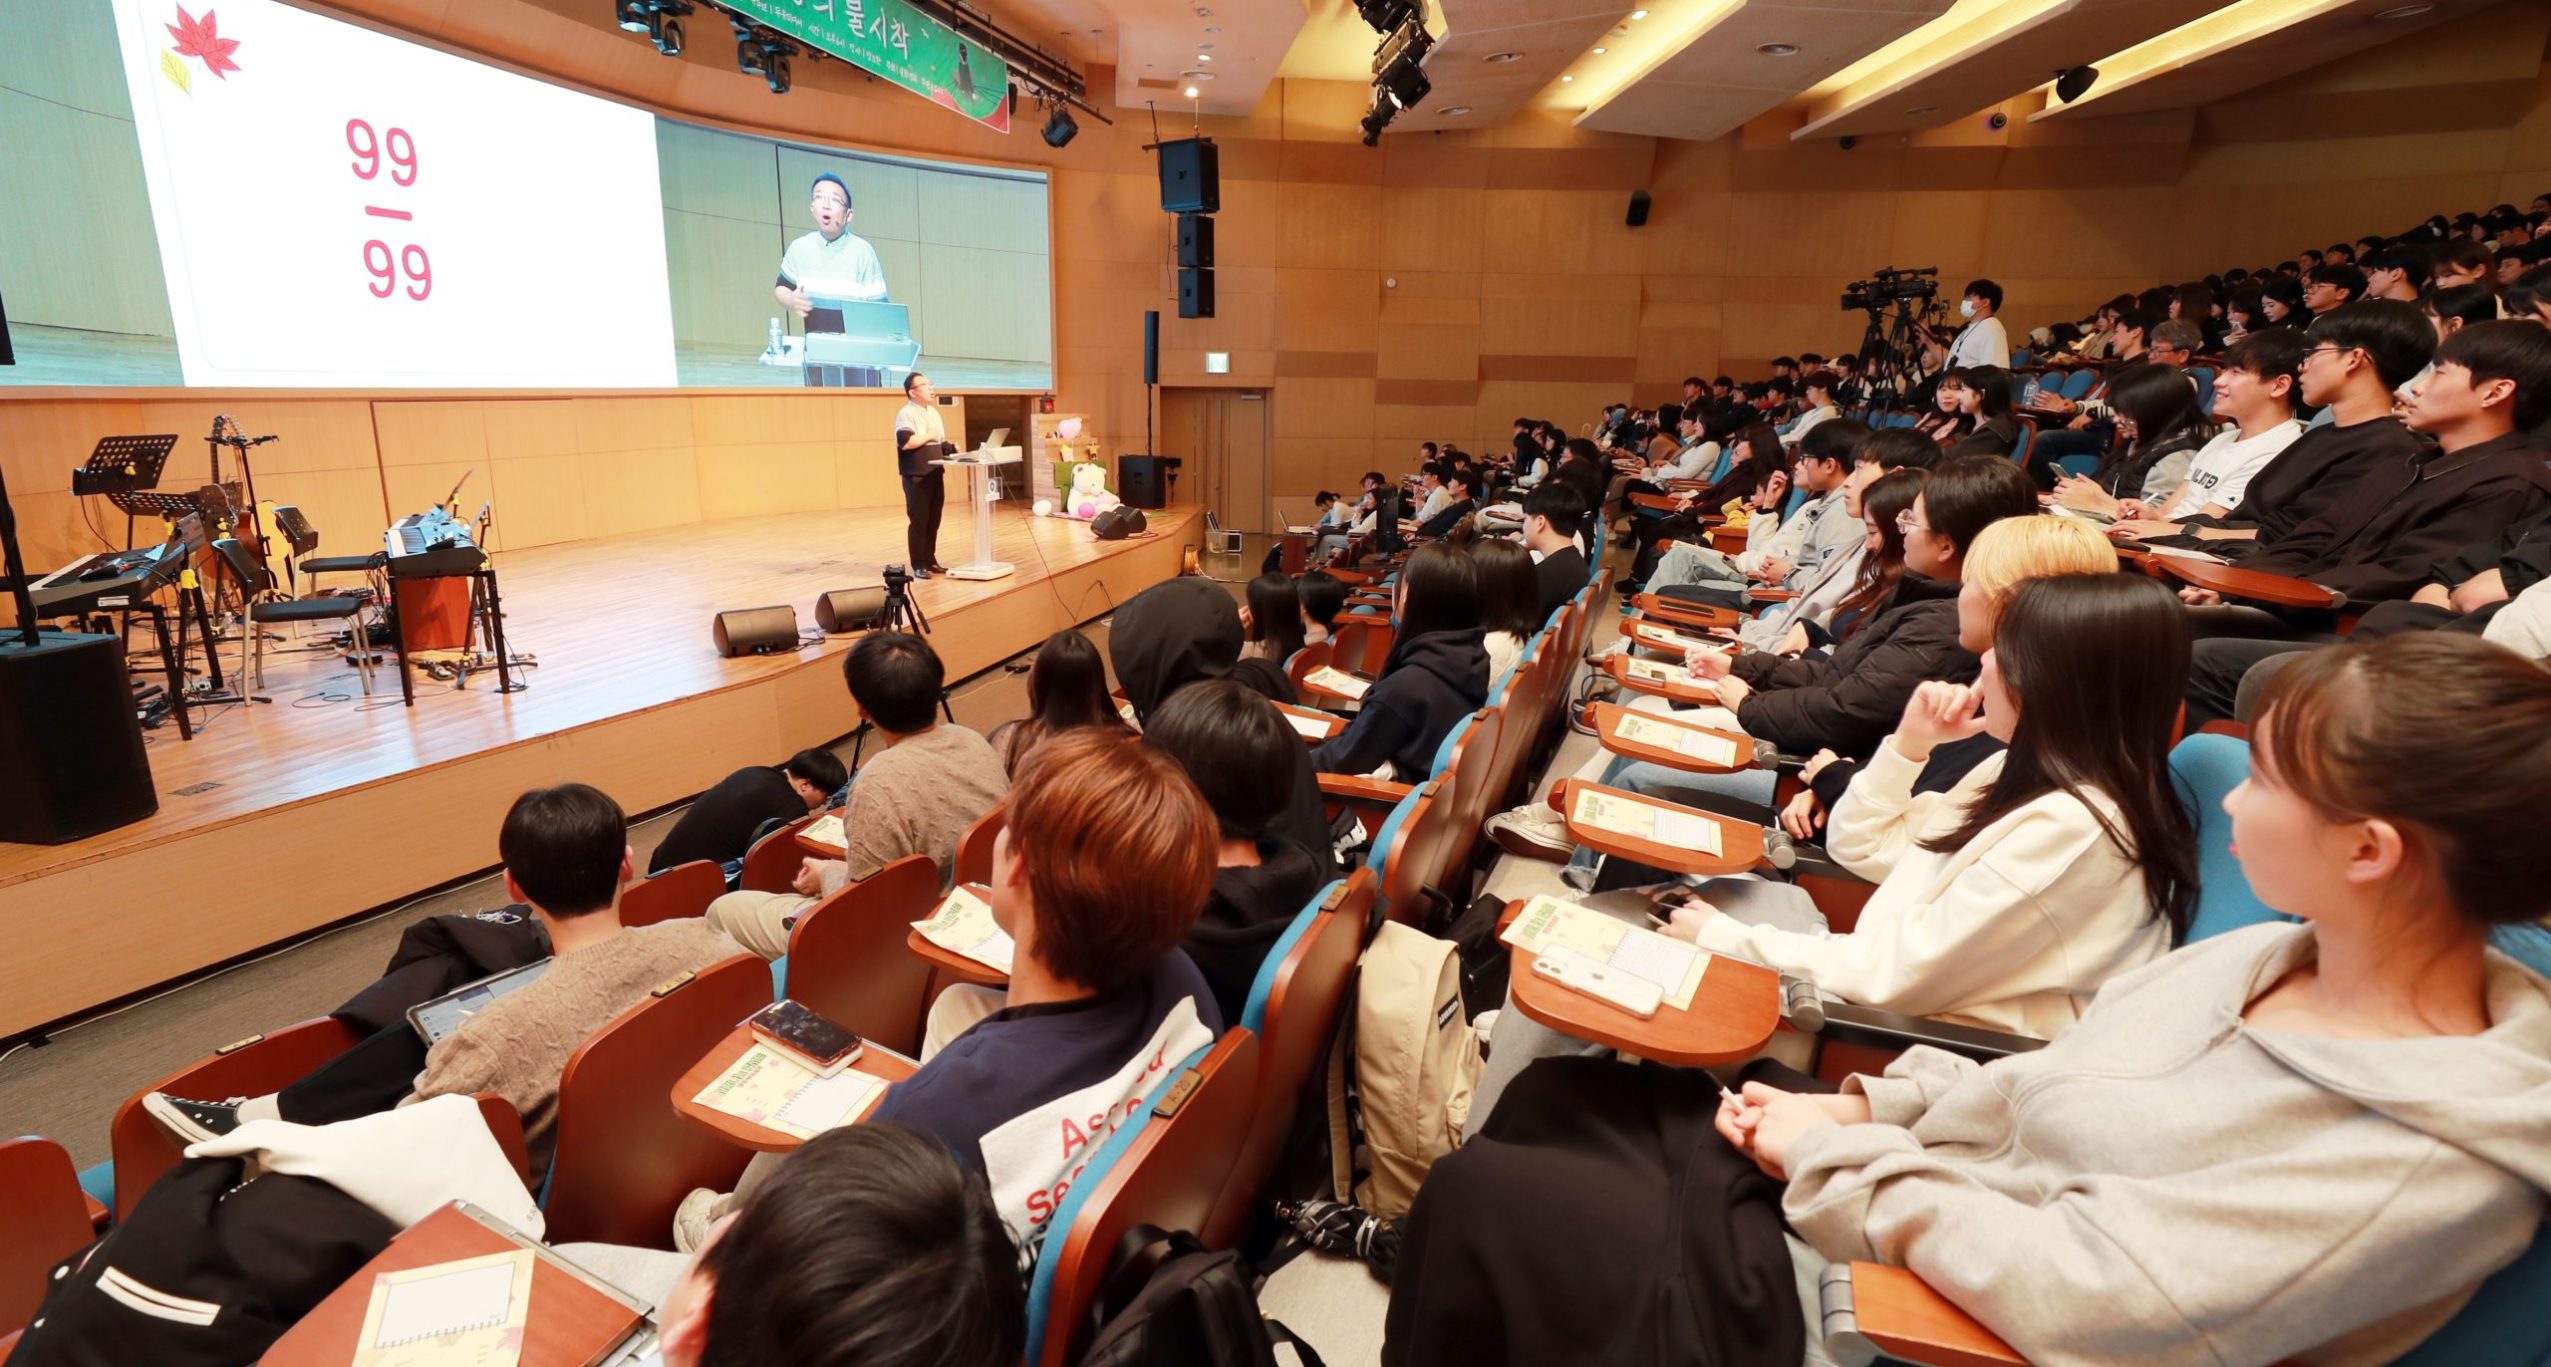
782, 854, 942, 1056
1028, 1032, 1260, 1367
544, 954, 768, 1248
1430, 708, 1503, 882
0, 1138, 95, 1337
110, 1015, 363, 1219
738, 814, 818, 895
1203, 873, 1372, 1247
620, 859, 726, 927
1378, 780, 1456, 926
953, 807, 1002, 889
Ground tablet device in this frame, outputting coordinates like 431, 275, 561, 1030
407, 959, 554, 1045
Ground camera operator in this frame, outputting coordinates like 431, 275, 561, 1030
1942, 278, 2010, 370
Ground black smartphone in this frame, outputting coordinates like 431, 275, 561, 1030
746, 1000, 864, 1075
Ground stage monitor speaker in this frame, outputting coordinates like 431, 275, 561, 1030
1178, 267, 1215, 320
814, 586, 888, 633
712, 605, 799, 657
1626, 189, 1652, 227
1157, 137, 1220, 213
1092, 505, 1149, 541
0, 632, 156, 844
1175, 212, 1215, 268
1118, 456, 1175, 509
1143, 310, 1160, 386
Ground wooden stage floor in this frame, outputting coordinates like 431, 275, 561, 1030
0, 503, 1202, 1038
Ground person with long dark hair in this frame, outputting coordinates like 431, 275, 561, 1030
1942, 366, 2022, 459
1913, 369, 1979, 447
1401, 633, 2551, 1367
2053, 360, 2215, 519
1663, 569, 2196, 1033
1820, 470, 1924, 645
1470, 538, 1540, 689
1309, 543, 1488, 779
987, 629, 1131, 774
1240, 572, 1308, 668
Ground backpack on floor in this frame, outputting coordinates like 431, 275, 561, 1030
1325, 922, 1481, 1219
1080, 1227, 1324, 1367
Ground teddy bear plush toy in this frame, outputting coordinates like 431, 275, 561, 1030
1035, 461, 1123, 521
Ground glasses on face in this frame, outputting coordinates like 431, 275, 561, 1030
1896, 511, 1930, 535
2302, 344, 2354, 366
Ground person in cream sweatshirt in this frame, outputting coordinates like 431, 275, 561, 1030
1667, 573, 2200, 1038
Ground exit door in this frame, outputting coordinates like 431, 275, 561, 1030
1158, 387, 1270, 533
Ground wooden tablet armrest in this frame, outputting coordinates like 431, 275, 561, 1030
1663, 478, 1712, 491
1814, 1002, 2045, 1063
1318, 774, 1414, 805
1750, 587, 1797, 603
1820, 1263, 2024, 1367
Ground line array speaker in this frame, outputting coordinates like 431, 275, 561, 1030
712, 605, 799, 657
1143, 310, 1160, 387
1176, 212, 1215, 268
1157, 137, 1220, 213
1626, 189, 1652, 227
1178, 268, 1215, 320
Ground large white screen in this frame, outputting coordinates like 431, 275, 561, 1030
109, 0, 677, 387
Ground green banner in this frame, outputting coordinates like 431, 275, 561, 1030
722, 0, 1012, 132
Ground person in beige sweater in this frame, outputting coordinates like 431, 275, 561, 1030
1666, 572, 2199, 1037
709, 631, 1009, 959
1723, 632, 2551, 1366
150, 784, 740, 1177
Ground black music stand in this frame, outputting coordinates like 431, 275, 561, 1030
73, 435, 179, 547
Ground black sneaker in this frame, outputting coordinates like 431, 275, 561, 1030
910, 565, 933, 581
143, 1093, 247, 1145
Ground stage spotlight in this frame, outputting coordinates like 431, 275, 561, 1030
1357, 0, 1417, 35
1378, 39, 1432, 110
651, 14, 684, 56
1042, 104, 1079, 148
1359, 94, 1394, 147
2054, 64, 2098, 103
615, 0, 650, 32
737, 34, 792, 93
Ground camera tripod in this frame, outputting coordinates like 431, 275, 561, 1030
880, 567, 930, 635
1854, 296, 1938, 414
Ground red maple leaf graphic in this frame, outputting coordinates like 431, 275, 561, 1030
167, 6, 242, 79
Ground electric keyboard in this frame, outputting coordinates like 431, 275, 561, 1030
383, 509, 487, 579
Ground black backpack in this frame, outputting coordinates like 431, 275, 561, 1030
1077, 1228, 1323, 1367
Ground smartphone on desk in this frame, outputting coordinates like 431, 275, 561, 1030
746, 1000, 864, 1077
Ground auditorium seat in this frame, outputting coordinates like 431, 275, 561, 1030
1202, 871, 1371, 1248
781, 854, 941, 1056
953, 807, 1003, 890
1426, 709, 1503, 886
1023, 1031, 1259, 1367
109, 1015, 363, 1219
619, 859, 726, 928
543, 953, 766, 1248
470, 1093, 532, 1190
0, 1137, 95, 1339
738, 813, 819, 895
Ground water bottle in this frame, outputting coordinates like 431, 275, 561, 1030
768, 316, 783, 360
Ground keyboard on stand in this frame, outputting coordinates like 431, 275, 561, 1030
384, 509, 487, 579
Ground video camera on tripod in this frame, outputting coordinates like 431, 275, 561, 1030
1840, 265, 1939, 313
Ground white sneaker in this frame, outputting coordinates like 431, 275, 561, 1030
1487, 805, 1572, 861
673, 1186, 726, 1253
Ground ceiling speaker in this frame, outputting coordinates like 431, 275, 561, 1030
2054, 65, 2098, 104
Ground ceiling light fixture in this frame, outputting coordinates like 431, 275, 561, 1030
1630, 8, 1649, 18
1485, 50, 1523, 62
1441, 105, 1471, 116
2375, 1, 2435, 14
1592, 46, 1608, 54
1561, 74, 1574, 82
1905, 105, 1938, 115
1757, 42, 1800, 56
1183, 84, 1200, 98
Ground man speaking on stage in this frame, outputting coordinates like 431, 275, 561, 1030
896, 372, 952, 578
774, 172, 889, 322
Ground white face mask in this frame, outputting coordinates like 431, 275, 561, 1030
1959, 299, 1977, 319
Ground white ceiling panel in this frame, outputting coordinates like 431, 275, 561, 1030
1574, 0, 1957, 141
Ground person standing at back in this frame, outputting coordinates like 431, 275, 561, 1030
707, 632, 1008, 958
896, 372, 952, 578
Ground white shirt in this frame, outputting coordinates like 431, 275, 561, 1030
2164, 419, 2303, 519
1655, 440, 1716, 482
1415, 486, 1449, 522
779, 228, 890, 303
1692, 740, 2172, 1038
894, 399, 945, 445
1946, 313, 2010, 370
1785, 406, 1838, 448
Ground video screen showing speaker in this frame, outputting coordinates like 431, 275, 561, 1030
1, 0, 1054, 391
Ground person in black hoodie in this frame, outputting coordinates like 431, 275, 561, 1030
1144, 680, 1332, 1022
1108, 578, 1337, 878
1409, 470, 1481, 540
1310, 544, 1491, 780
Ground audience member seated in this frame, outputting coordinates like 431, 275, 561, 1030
1408, 469, 1480, 540
866, 732, 1222, 1248
1940, 366, 2021, 459
1469, 538, 1541, 687
646, 747, 846, 876
988, 628, 1133, 776
1140, 680, 1330, 1024
2050, 360, 2216, 521
1663, 572, 2193, 1036
2177, 316, 2551, 623
1625, 422, 1786, 587
1487, 459, 2045, 872
148, 784, 740, 1175
707, 632, 1009, 958
2303, 261, 2364, 316
1394, 632, 2551, 1367
1912, 368, 1981, 447
1297, 569, 1347, 646
1309, 544, 1489, 781
1748, 465, 1925, 657
2115, 328, 2307, 524
1521, 481, 1592, 619
1648, 420, 1868, 604
1241, 572, 1309, 667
